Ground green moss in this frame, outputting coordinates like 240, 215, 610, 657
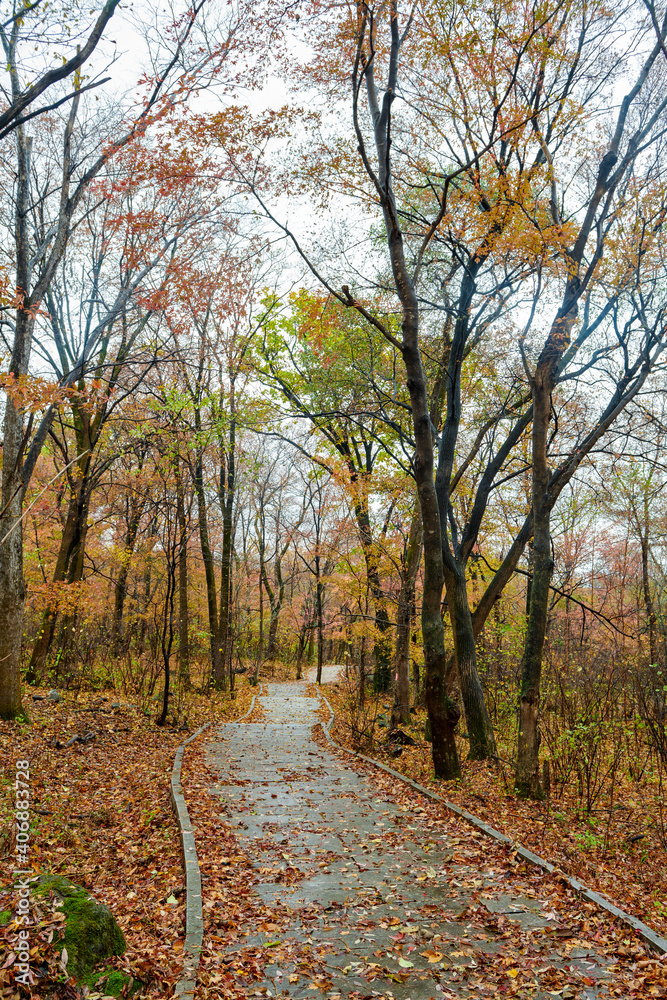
91, 969, 138, 997
104, 970, 128, 996
33, 873, 126, 982
0, 910, 11, 926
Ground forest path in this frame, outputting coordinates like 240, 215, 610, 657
206, 683, 611, 999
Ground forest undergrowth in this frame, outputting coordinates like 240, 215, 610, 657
0, 668, 253, 999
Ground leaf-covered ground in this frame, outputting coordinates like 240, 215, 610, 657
0, 680, 253, 998
3, 670, 667, 999
324, 682, 667, 945
181, 680, 667, 999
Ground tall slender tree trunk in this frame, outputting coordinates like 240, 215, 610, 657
353, 498, 391, 692
269, 551, 288, 658
295, 619, 308, 680
58, 500, 91, 680
176, 463, 190, 688
137, 517, 158, 656
315, 552, 324, 684
516, 297, 578, 797
260, 557, 278, 657
0, 409, 26, 718
516, 376, 552, 798
193, 448, 220, 679
157, 522, 177, 728
255, 566, 264, 682
27, 449, 93, 681
358, 632, 367, 707
27, 495, 83, 682
112, 493, 143, 654
359, 33, 460, 775
228, 551, 236, 693
434, 262, 500, 760
0, 125, 32, 719
640, 505, 657, 665
214, 404, 235, 691
392, 505, 422, 726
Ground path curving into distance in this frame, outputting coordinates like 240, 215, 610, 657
206, 682, 614, 998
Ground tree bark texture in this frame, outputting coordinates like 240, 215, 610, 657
392, 505, 422, 726
176, 463, 190, 688
194, 448, 220, 679
444, 563, 497, 759
214, 410, 235, 691
516, 371, 553, 798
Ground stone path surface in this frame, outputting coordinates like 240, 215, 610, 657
206, 683, 614, 998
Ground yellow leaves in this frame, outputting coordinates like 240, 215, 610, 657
420, 949, 444, 963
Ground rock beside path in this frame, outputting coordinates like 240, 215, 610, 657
33, 873, 126, 982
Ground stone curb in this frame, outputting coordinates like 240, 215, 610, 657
171, 690, 259, 998
317, 691, 667, 956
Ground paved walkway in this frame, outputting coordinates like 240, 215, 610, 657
206, 682, 613, 998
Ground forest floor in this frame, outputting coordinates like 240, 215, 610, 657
324, 676, 667, 950
0, 675, 253, 999
184, 678, 667, 999
2, 668, 667, 998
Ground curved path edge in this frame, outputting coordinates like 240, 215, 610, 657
317, 690, 667, 956
171, 688, 259, 998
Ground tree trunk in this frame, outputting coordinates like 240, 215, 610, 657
352, 498, 392, 692
515, 374, 552, 797
27, 449, 93, 682
228, 550, 236, 694
260, 553, 282, 659
358, 632, 367, 707
402, 329, 461, 779
0, 415, 26, 718
0, 126, 32, 719
516, 320, 571, 796
640, 511, 657, 665
315, 553, 324, 684
433, 263, 506, 761
266, 547, 287, 658
27, 497, 82, 682
364, 58, 460, 776
391, 506, 422, 727
112, 493, 143, 655
137, 518, 158, 656
215, 407, 235, 691
445, 564, 497, 759
194, 447, 221, 682
306, 619, 314, 664
176, 464, 190, 688
295, 619, 307, 680
157, 525, 177, 728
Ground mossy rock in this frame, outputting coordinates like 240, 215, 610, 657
33, 873, 126, 982
92, 969, 141, 997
